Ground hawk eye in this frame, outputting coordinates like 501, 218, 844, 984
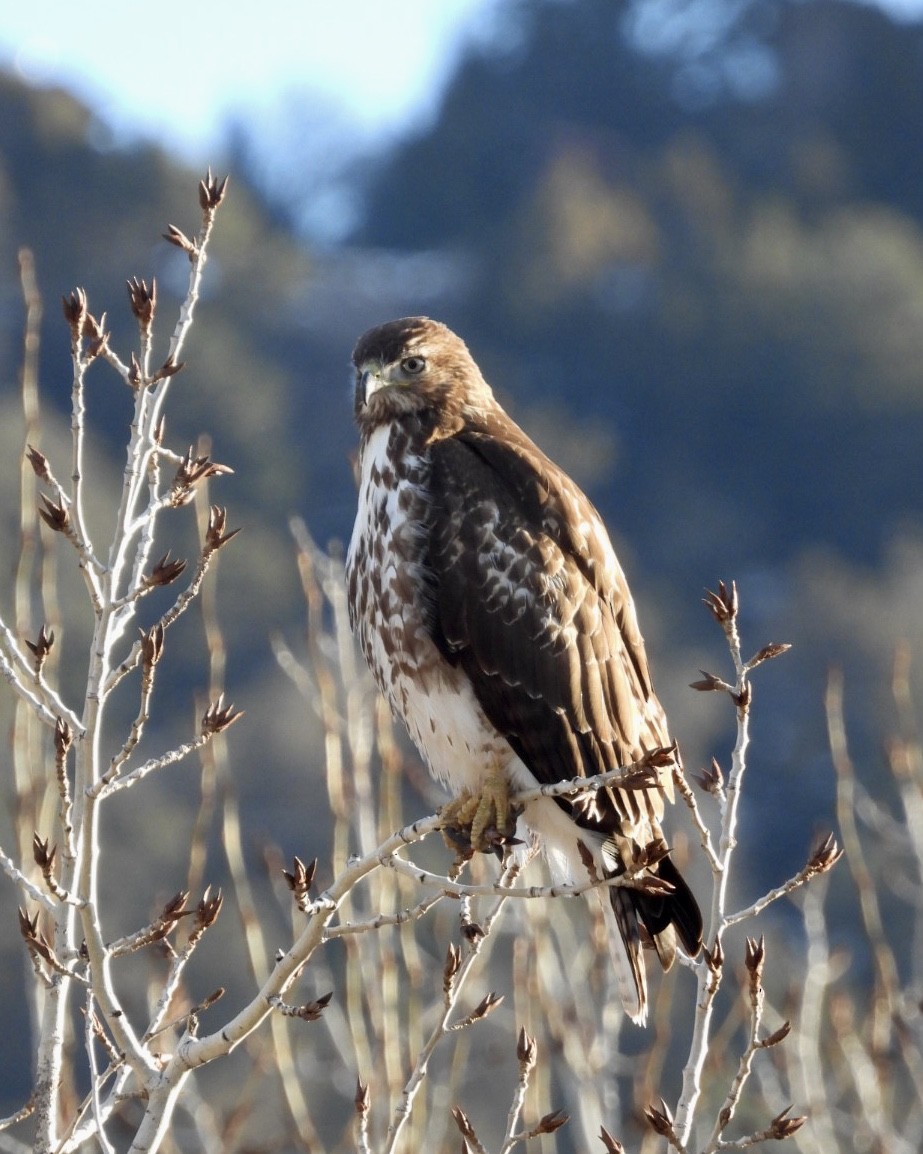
401, 355, 426, 375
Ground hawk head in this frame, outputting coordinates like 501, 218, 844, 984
352, 317, 494, 432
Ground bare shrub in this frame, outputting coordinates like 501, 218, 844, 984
1, 176, 912, 1154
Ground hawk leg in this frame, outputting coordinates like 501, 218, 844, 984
440, 760, 520, 857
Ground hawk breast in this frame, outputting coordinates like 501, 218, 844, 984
346, 422, 509, 795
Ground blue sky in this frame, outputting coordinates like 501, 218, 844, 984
3, 0, 921, 171
0, 0, 503, 160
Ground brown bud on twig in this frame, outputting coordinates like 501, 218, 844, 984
18, 907, 39, 942
643, 1100, 676, 1140
703, 936, 724, 974
354, 1079, 370, 1117
282, 991, 332, 1021
161, 890, 190, 926
200, 987, 225, 1012
745, 935, 765, 990
117, 889, 190, 952
694, 757, 725, 795
84, 1009, 120, 1064
81, 310, 109, 360
201, 695, 244, 735
144, 551, 187, 588
32, 834, 56, 874
735, 680, 753, 714
282, 855, 317, 907
469, 991, 503, 1022
170, 450, 234, 508
62, 288, 88, 337
451, 1106, 478, 1145
25, 625, 55, 674
599, 1126, 625, 1153
199, 169, 229, 211
184, 988, 226, 1037
195, 886, 223, 932
151, 355, 185, 385
39, 494, 70, 534
163, 224, 197, 256
205, 505, 241, 552
642, 742, 679, 770
805, 832, 844, 878
703, 580, 738, 623
746, 642, 792, 671
631, 837, 670, 873
140, 623, 165, 669
18, 907, 55, 967
536, 1110, 569, 1135
769, 1106, 806, 1140
26, 445, 51, 482
689, 670, 734, 694
129, 353, 143, 390
761, 1020, 792, 1049
517, 1026, 536, 1073
54, 718, 73, 757
444, 943, 462, 996
126, 277, 156, 328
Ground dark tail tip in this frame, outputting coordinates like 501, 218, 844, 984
637, 855, 703, 960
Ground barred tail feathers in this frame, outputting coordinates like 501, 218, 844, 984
599, 884, 648, 1025
521, 796, 702, 1025
524, 798, 649, 1023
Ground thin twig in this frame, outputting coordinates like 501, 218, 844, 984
91, 733, 213, 799
383, 862, 518, 1154
826, 667, 900, 1048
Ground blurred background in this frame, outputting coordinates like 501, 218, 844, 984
1, 0, 922, 1141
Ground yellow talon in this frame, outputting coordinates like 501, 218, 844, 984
440, 761, 519, 857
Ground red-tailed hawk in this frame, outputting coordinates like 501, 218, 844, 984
346, 317, 702, 1023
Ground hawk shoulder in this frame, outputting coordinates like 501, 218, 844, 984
425, 414, 667, 806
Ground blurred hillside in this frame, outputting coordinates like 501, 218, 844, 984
2, 0, 923, 1123
353, 0, 923, 570
345, 0, 923, 881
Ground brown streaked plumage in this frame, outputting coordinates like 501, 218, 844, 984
345, 316, 702, 1023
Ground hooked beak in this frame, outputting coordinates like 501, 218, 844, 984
360, 369, 381, 405
358, 363, 388, 407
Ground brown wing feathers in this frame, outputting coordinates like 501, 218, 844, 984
425, 419, 702, 962
426, 422, 648, 782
